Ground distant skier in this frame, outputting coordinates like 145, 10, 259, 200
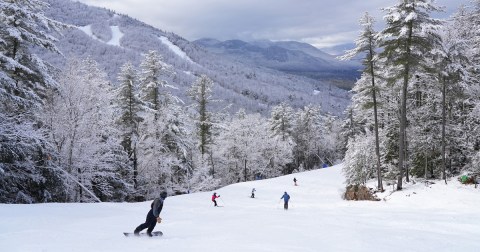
281, 192, 290, 210
212, 192, 220, 206
251, 188, 256, 198
133, 191, 167, 236
293, 177, 297, 186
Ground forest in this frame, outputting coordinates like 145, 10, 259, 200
341, 0, 480, 191
0, 0, 343, 203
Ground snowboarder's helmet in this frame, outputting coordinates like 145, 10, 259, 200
160, 191, 168, 199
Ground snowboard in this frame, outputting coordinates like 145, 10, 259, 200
123, 231, 163, 237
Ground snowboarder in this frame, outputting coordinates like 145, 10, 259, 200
133, 191, 167, 237
251, 188, 256, 198
281, 191, 290, 210
212, 192, 220, 206
293, 177, 297, 186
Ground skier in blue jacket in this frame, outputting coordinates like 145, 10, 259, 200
134, 191, 167, 236
281, 192, 290, 210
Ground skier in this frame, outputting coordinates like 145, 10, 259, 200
281, 191, 290, 210
133, 191, 167, 237
251, 188, 256, 198
293, 177, 297, 186
212, 192, 220, 206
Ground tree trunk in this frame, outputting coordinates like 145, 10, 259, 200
244, 159, 247, 182
441, 76, 447, 183
397, 20, 413, 191
133, 145, 138, 189
209, 152, 215, 178
369, 43, 383, 192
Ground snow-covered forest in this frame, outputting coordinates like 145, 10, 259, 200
1, 0, 479, 204
0, 0, 345, 203
341, 0, 480, 191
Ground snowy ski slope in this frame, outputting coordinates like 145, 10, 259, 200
1, 164, 479, 252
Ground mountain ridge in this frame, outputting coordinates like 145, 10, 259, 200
38, 0, 351, 116
193, 38, 360, 86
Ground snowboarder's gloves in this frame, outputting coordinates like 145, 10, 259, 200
156, 217, 162, 223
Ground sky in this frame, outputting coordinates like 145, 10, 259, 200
76, 0, 470, 49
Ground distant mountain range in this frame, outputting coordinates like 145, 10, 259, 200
37, 0, 352, 116
194, 38, 360, 88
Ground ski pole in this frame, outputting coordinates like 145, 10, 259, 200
220, 197, 225, 206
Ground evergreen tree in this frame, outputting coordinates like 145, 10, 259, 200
0, 0, 69, 203
188, 74, 215, 157
460, 2, 480, 174
292, 105, 322, 170
340, 12, 383, 191
115, 62, 142, 190
269, 102, 295, 142
377, 0, 443, 189
136, 50, 181, 198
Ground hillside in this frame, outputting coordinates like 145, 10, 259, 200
194, 38, 360, 88
37, 0, 351, 116
1, 164, 479, 252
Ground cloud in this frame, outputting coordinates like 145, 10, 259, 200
77, 0, 469, 48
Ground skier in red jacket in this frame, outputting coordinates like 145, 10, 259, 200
212, 192, 220, 207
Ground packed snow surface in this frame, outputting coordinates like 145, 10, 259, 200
159, 36, 194, 63
107, 26, 123, 46
1, 164, 479, 252
77, 25, 123, 47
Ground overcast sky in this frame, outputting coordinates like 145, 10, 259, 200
76, 0, 469, 48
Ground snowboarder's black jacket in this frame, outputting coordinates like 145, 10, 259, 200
150, 198, 164, 218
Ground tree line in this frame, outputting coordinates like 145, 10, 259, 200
0, 0, 342, 203
341, 0, 480, 191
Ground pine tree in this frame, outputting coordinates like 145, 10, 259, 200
339, 12, 383, 191
188, 74, 215, 157
292, 105, 322, 170
434, 8, 470, 181
0, 0, 69, 203
460, 2, 480, 174
269, 102, 295, 142
377, 0, 443, 190
115, 62, 142, 190
136, 50, 182, 198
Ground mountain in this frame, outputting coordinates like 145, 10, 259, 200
2, 164, 479, 251
320, 42, 357, 56
194, 38, 361, 89
37, 0, 351, 116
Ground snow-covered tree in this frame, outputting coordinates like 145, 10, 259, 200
340, 12, 383, 190
214, 110, 291, 184
42, 58, 130, 202
188, 74, 215, 157
292, 105, 323, 170
377, 0, 443, 189
459, 2, 480, 174
136, 50, 188, 198
343, 131, 377, 185
0, 0, 69, 203
269, 102, 295, 142
115, 62, 143, 190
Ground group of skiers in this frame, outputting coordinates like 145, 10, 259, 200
132, 177, 298, 235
